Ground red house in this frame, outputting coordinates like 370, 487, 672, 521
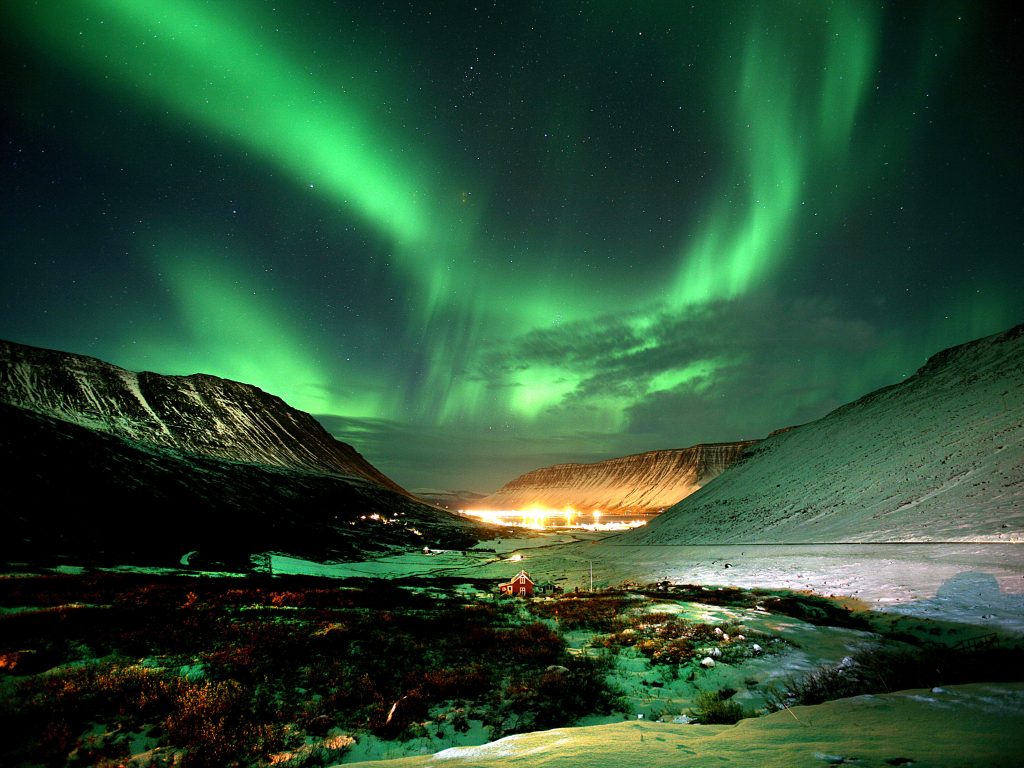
499, 570, 534, 598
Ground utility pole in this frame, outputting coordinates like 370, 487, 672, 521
589, 560, 593, 592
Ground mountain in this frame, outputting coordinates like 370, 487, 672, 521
616, 324, 1024, 545
0, 339, 403, 492
0, 339, 486, 566
474, 443, 756, 514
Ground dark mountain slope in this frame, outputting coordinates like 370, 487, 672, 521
0, 339, 489, 566
0, 403, 480, 568
0, 339, 403, 491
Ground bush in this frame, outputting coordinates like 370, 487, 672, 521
765, 642, 1024, 710
527, 595, 630, 632
597, 614, 751, 666
689, 689, 747, 725
8, 664, 289, 768
497, 655, 621, 735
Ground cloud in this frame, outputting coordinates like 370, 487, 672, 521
330, 292, 898, 493
474, 294, 885, 445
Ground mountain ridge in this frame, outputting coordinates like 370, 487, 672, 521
0, 338, 487, 566
475, 442, 756, 514
614, 324, 1024, 545
0, 338, 404, 493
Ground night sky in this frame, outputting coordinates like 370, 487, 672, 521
2, 1, 1021, 492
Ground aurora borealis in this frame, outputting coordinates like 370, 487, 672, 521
2, 1, 1020, 491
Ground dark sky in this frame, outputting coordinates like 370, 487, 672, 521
2, 1, 1021, 492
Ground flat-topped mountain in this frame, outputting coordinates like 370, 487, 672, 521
475, 442, 756, 514
616, 324, 1024, 545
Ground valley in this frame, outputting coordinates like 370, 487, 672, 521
3, 1, 1021, 764
1, 326, 1022, 766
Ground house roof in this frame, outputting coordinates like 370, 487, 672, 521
500, 569, 534, 586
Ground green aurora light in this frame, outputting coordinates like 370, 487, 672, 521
2, 1, 1019, 489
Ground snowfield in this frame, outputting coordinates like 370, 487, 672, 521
359, 683, 1024, 767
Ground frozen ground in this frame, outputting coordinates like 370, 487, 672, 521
275, 532, 1024, 765
357, 683, 1024, 768
15, 535, 1023, 766
588, 541, 1024, 634
273, 534, 1024, 635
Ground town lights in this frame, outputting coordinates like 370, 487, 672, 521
456, 507, 646, 531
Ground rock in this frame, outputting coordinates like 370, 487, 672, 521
700, 657, 716, 668
752, 644, 763, 654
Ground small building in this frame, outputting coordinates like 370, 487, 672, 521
535, 581, 563, 596
498, 570, 534, 598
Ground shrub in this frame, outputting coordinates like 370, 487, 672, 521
527, 595, 631, 632
597, 614, 752, 666
765, 642, 1024, 710
689, 689, 747, 725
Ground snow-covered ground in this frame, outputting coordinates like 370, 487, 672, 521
587, 542, 1024, 632
14, 534, 1023, 766
272, 534, 1024, 635
270, 531, 1024, 767
350, 683, 1024, 768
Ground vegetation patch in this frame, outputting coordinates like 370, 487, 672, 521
688, 688, 750, 725
766, 640, 1024, 710
595, 612, 772, 666
0, 574, 621, 767
526, 593, 632, 632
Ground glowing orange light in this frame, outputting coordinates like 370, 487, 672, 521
457, 506, 646, 531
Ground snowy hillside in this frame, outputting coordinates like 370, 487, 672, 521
617, 324, 1024, 544
0, 339, 403, 492
477, 443, 755, 513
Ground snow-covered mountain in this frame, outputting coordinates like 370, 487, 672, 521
0, 339, 487, 566
616, 324, 1024, 544
0, 339, 403, 491
475, 443, 756, 514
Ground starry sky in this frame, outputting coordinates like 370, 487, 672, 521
2, 1, 1021, 492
